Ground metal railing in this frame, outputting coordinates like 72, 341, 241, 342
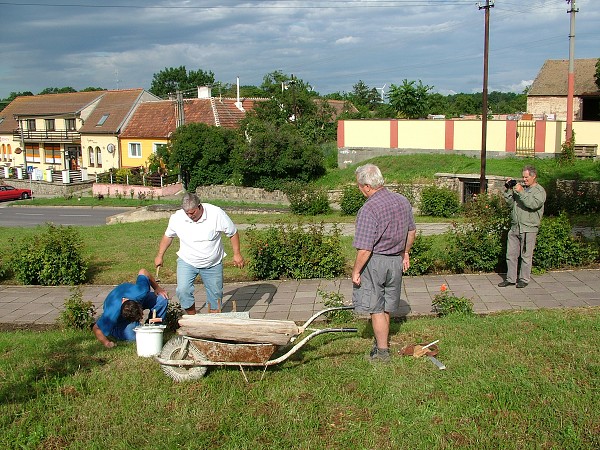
95, 172, 179, 187
13, 129, 81, 143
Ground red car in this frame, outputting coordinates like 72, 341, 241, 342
0, 185, 33, 201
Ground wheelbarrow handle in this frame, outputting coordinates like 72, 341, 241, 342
299, 306, 354, 331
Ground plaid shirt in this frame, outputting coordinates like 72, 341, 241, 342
353, 188, 416, 255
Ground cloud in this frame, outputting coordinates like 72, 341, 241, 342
335, 36, 360, 45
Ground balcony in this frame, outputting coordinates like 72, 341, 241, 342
13, 129, 81, 143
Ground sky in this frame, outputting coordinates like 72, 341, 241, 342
0, 0, 598, 100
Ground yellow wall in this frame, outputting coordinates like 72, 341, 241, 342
453, 121, 482, 151
344, 121, 391, 148
119, 138, 167, 168
397, 121, 445, 149
81, 135, 120, 173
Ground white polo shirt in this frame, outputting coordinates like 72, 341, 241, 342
164, 203, 237, 268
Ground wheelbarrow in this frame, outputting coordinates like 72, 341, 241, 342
155, 306, 356, 382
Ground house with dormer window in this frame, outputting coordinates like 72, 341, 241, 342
0, 89, 159, 176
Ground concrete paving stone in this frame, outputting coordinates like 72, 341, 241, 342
560, 298, 591, 307
293, 296, 317, 305
584, 298, 600, 306
507, 301, 538, 309
264, 311, 290, 320
290, 304, 313, 312
275, 282, 301, 292
567, 285, 595, 293
481, 302, 513, 312
265, 304, 291, 313
295, 291, 317, 299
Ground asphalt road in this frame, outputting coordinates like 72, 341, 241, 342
0, 205, 133, 227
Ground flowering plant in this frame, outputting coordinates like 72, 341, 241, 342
431, 284, 474, 317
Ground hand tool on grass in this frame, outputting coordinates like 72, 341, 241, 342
155, 266, 161, 283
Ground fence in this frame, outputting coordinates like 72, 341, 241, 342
94, 172, 179, 187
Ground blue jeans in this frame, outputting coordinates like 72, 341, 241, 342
176, 258, 223, 311
110, 293, 168, 341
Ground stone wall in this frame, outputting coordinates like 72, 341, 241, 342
1, 179, 93, 196
195, 185, 290, 205
93, 182, 183, 199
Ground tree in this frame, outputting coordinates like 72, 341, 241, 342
80, 87, 106, 92
595, 58, 600, 90
169, 122, 236, 191
387, 80, 432, 119
38, 87, 77, 95
350, 80, 382, 111
0, 91, 34, 112
233, 120, 325, 191
149, 66, 215, 99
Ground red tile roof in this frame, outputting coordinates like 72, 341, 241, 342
79, 89, 158, 134
120, 98, 260, 138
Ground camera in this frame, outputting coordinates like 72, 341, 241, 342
505, 179, 518, 189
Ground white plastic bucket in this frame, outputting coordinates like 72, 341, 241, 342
134, 325, 166, 357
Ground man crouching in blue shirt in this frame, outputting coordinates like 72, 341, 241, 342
92, 268, 169, 348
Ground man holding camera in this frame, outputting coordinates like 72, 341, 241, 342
498, 165, 546, 289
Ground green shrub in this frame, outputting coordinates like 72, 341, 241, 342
533, 212, 598, 271
405, 232, 435, 276
419, 185, 460, 217
545, 179, 600, 216
445, 194, 509, 273
246, 223, 345, 280
59, 286, 96, 330
10, 224, 88, 285
284, 182, 331, 215
431, 284, 474, 317
339, 185, 366, 215
318, 290, 354, 324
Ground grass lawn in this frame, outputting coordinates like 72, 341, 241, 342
1, 308, 598, 449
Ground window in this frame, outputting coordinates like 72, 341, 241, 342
88, 146, 95, 167
44, 143, 61, 164
153, 143, 166, 153
129, 142, 142, 158
96, 147, 102, 168
45, 119, 55, 131
25, 143, 40, 163
7, 144, 11, 161
96, 114, 109, 126
27, 119, 36, 131
65, 118, 76, 131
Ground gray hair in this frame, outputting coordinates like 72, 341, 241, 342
523, 165, 537, 177
181, 192, 201, 210
355, 164, 385, 188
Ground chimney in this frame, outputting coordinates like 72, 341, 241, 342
234, 76, 245, 112
197, 86, 212, 99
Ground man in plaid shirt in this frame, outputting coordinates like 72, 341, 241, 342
352, 164, 416, 362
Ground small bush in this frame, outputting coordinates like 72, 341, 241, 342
446, 194, 509, 273
318, 289, 354, 324
284, 182, 331, 215
431, 284, 474, 317
405, 233, 435, 276
246, 223, 345, 280
10, 223, 88, 285
533, 212, 598, 271
419, 186, 460, 217
59, 286, 96, 330
339, 185, 366, 215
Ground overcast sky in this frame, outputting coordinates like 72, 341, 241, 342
1, 0, 598, 99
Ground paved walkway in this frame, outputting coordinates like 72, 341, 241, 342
1, 269, 599, 327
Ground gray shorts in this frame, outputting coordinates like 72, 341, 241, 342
352, 253, 403, 314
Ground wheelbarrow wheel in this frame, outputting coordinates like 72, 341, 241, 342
160, 336, 208, 382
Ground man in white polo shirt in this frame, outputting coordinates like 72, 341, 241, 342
155, 193, 245, 314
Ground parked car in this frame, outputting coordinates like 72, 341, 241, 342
0, 185, 33, 201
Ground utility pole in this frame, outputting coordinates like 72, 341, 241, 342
566, 0, 578, 142
478, 0, 493, 194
